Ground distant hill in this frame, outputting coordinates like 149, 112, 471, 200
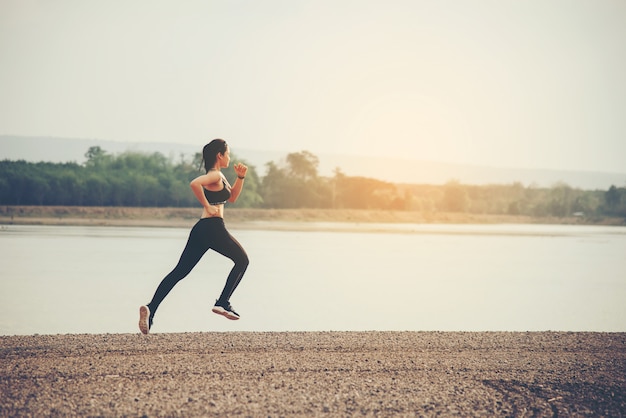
1, 135, 624, 190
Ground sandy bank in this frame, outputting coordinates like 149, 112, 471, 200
2, 206, 621, 230
1, 332, 624, 416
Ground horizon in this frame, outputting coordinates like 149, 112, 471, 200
1, 1, 626, 173
3, 133, 626, 175
2, 135, 625, 190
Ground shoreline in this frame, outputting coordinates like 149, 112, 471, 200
1, 331, 624, 416
2, 205, 623, 230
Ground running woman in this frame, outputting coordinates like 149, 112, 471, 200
139, 139, 249, 334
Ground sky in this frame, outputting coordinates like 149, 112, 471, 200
1, 0, 625, 173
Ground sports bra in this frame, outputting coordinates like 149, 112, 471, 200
203, 180, 231, 205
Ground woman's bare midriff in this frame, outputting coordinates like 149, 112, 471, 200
201, 204, 225, 219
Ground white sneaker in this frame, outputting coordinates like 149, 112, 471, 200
139, 305, 151, 334
211, 300, 240, 320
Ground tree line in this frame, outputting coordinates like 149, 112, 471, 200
1, 146, 625, 219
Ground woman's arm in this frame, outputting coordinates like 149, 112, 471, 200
190, 171, 222, 215
228, 163, 248, 203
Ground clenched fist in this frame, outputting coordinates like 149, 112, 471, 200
234, 162, 248, 179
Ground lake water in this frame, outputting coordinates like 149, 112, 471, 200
1, 223, 625, 335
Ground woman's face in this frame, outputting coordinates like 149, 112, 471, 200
219, 146, 231, 168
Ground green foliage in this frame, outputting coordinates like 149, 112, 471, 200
440, 181, 469, 212
1, 147, 625, 219
0, 149, 262, 208
602, 185, 626, 216
260, 151, 332, 208
333, 171, 404, 210
398, 181, 624, 219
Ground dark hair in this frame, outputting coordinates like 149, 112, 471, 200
202, 139, 228, 172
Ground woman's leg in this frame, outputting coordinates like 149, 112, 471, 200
211, 227, 249, 304
146, 220, 212, 318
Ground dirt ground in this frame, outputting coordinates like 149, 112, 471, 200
1, 332, 625, 417
2, 205, 620, 229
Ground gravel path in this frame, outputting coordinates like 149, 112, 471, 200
1, 332, 625, 417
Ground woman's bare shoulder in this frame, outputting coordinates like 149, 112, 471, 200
190, 171, 222, 186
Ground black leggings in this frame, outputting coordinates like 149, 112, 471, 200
147, 218, 248, 316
